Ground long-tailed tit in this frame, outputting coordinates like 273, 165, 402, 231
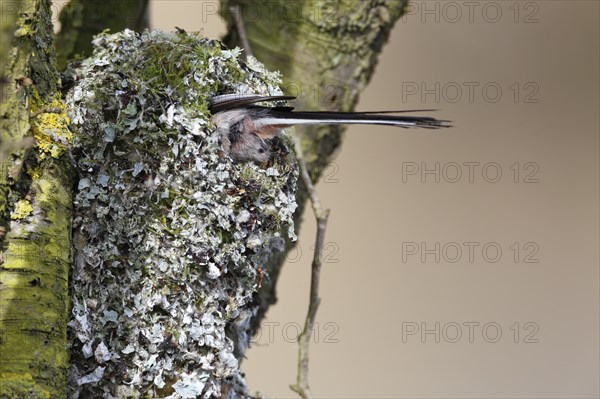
209, 94, 450, 162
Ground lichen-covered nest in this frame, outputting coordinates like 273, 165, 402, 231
66, 29, 298, 399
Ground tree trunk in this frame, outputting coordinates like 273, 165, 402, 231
0, 0, 74, 397
55, 0, 149, 69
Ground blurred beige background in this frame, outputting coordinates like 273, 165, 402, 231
61, 1, 600, 397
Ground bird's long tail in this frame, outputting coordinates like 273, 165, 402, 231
256, 109, 451, 129
208, 94, 451, 128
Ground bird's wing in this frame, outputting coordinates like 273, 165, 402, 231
208, 94, 296, 113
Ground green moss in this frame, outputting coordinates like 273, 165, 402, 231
1, 168, 71, 394
4, 165, 70, 354
0, 373, 50, 399
134, 37, 219, 110
34, 175, 72, 267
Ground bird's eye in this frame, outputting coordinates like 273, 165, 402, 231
258, 148, 265, 154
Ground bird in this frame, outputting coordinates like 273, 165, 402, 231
209, 93, 450, 162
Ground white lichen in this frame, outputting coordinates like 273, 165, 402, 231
66, 29, 297, 399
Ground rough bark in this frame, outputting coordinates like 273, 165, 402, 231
55, 0, 149, 69
0, 0, 74, 397
220, 0, 407, 337
1, 0, 21, 79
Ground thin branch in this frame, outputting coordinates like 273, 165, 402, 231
29, 107, 61, 119
229, 5, 253, 60
290, 136, 330, 399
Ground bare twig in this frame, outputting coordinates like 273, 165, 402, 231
29, 107, 61, 119
290, 136, 330, 399
229, 5, 253, 60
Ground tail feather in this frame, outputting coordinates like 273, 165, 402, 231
263, 109, 451, 128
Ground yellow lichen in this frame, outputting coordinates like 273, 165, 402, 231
27, 166, 42, 180
10, 199, 33, 219
14, 26, 31, 37
30, 89, 73, 159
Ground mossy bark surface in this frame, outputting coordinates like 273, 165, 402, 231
0, 0, 74, 397
0, 0, 21, 80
